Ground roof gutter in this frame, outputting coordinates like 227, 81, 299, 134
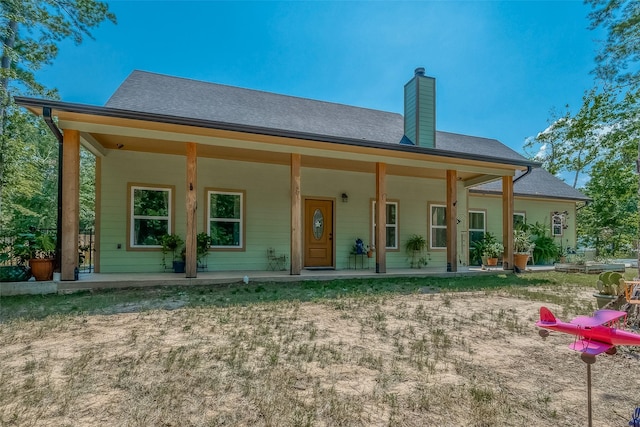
512, 165, 532, 184
15, 96, 540, 169
43, 107, 63, 274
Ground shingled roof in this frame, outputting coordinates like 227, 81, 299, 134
105, 70, 529, 163
469, 168, 590, 201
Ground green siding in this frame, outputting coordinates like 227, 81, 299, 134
403, 75, 435, 148
468, 195, 577, 264
100, 151, 185, 273
403, 79, 417, 144
98, 150, 577, 272
417, 76, 436, 148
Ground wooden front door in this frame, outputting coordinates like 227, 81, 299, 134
304, 199, 334, 268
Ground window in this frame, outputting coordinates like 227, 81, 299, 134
371, 201, 398, 249
468, 210, 486, 246
208, 190, 244, 249
430, 204, 447, 249
513, 212, 526, 228
552, 212, 565, 236
129, 185, 172, 248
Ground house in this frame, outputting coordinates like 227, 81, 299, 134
16, 68, 588, 280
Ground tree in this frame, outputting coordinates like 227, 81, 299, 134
2, 106, 58, 232
0, 0, 115, 222
523, 89, 616, 188
586, 0, 640, 274
578, 155, 639, 256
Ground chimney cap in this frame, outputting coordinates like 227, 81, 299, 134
414, 67, 426, 76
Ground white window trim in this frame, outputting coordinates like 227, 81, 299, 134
371, 201, 399, 250
129, 185, 172, 248
207, 190, 244, 249
430, 204, 447, 250
552, 213, 564, 237
468, 210, 486, 237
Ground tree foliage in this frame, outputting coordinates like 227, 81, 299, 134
523, 88, 617, 188
0, 0, 113, 233
0, 0, 116, 97
526, 0, 640, 257
578, 154, 639, 256
585, 0, 640, 263
587, 0, 640, 90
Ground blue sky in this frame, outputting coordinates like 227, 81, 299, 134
35, 1, 603, 155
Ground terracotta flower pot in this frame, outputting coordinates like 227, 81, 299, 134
486, 257, 498, 266
29, 258, 54, 281
513, 253, 529, 271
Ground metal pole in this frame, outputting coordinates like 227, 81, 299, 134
587, 362, 592, 427
581, 352, 595, 427
42, 107, 63, 273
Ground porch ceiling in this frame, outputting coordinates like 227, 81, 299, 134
88, 131, 507, 182
21, 100, 524, 182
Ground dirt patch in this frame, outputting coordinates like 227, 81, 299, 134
0, 291, 638, 426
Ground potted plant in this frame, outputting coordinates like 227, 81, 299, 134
0, 240, 31, 282
593, 271, 622, 308
13, 231, 56, 281
366, 244, 375, 258
470, 232, 498, 266
513, 226, 535, 271
483, 241, 504, 266
160, 233, 184, 273
405, 234, 428, 268
196, 232, 212, 269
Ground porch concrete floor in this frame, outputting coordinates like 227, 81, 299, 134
1, 265, 555, 296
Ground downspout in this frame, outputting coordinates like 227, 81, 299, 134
512, 165, 532, 184
508, 165, 531, 272
42, 107, 63, 274
576, 200, 591, 211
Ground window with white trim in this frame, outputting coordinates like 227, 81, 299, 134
430, 204, 447, 249
371, 201, 398, 250
130, 185, 172, 247
208, 190, 244, 248
552, 212, 564, 236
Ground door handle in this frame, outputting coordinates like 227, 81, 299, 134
329, 232, 333, 241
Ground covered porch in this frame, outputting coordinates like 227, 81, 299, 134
16, 98, 530, 281
0, 264, 556, 296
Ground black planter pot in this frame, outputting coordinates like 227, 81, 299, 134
0, 265, 31, 282
173, 261, 186, 273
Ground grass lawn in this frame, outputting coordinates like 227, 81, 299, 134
1, 270, 639, 426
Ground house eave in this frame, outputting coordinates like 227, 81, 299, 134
15, 96, 539, 170
469, 188, 591, 203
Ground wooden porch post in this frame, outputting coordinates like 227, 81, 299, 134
290, 153, 302, 275
376, 162, 387, 273
61, 129, 80, 281
446, 170, 458, 272
185, 142, 198, 278
502, 176, 514, 270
